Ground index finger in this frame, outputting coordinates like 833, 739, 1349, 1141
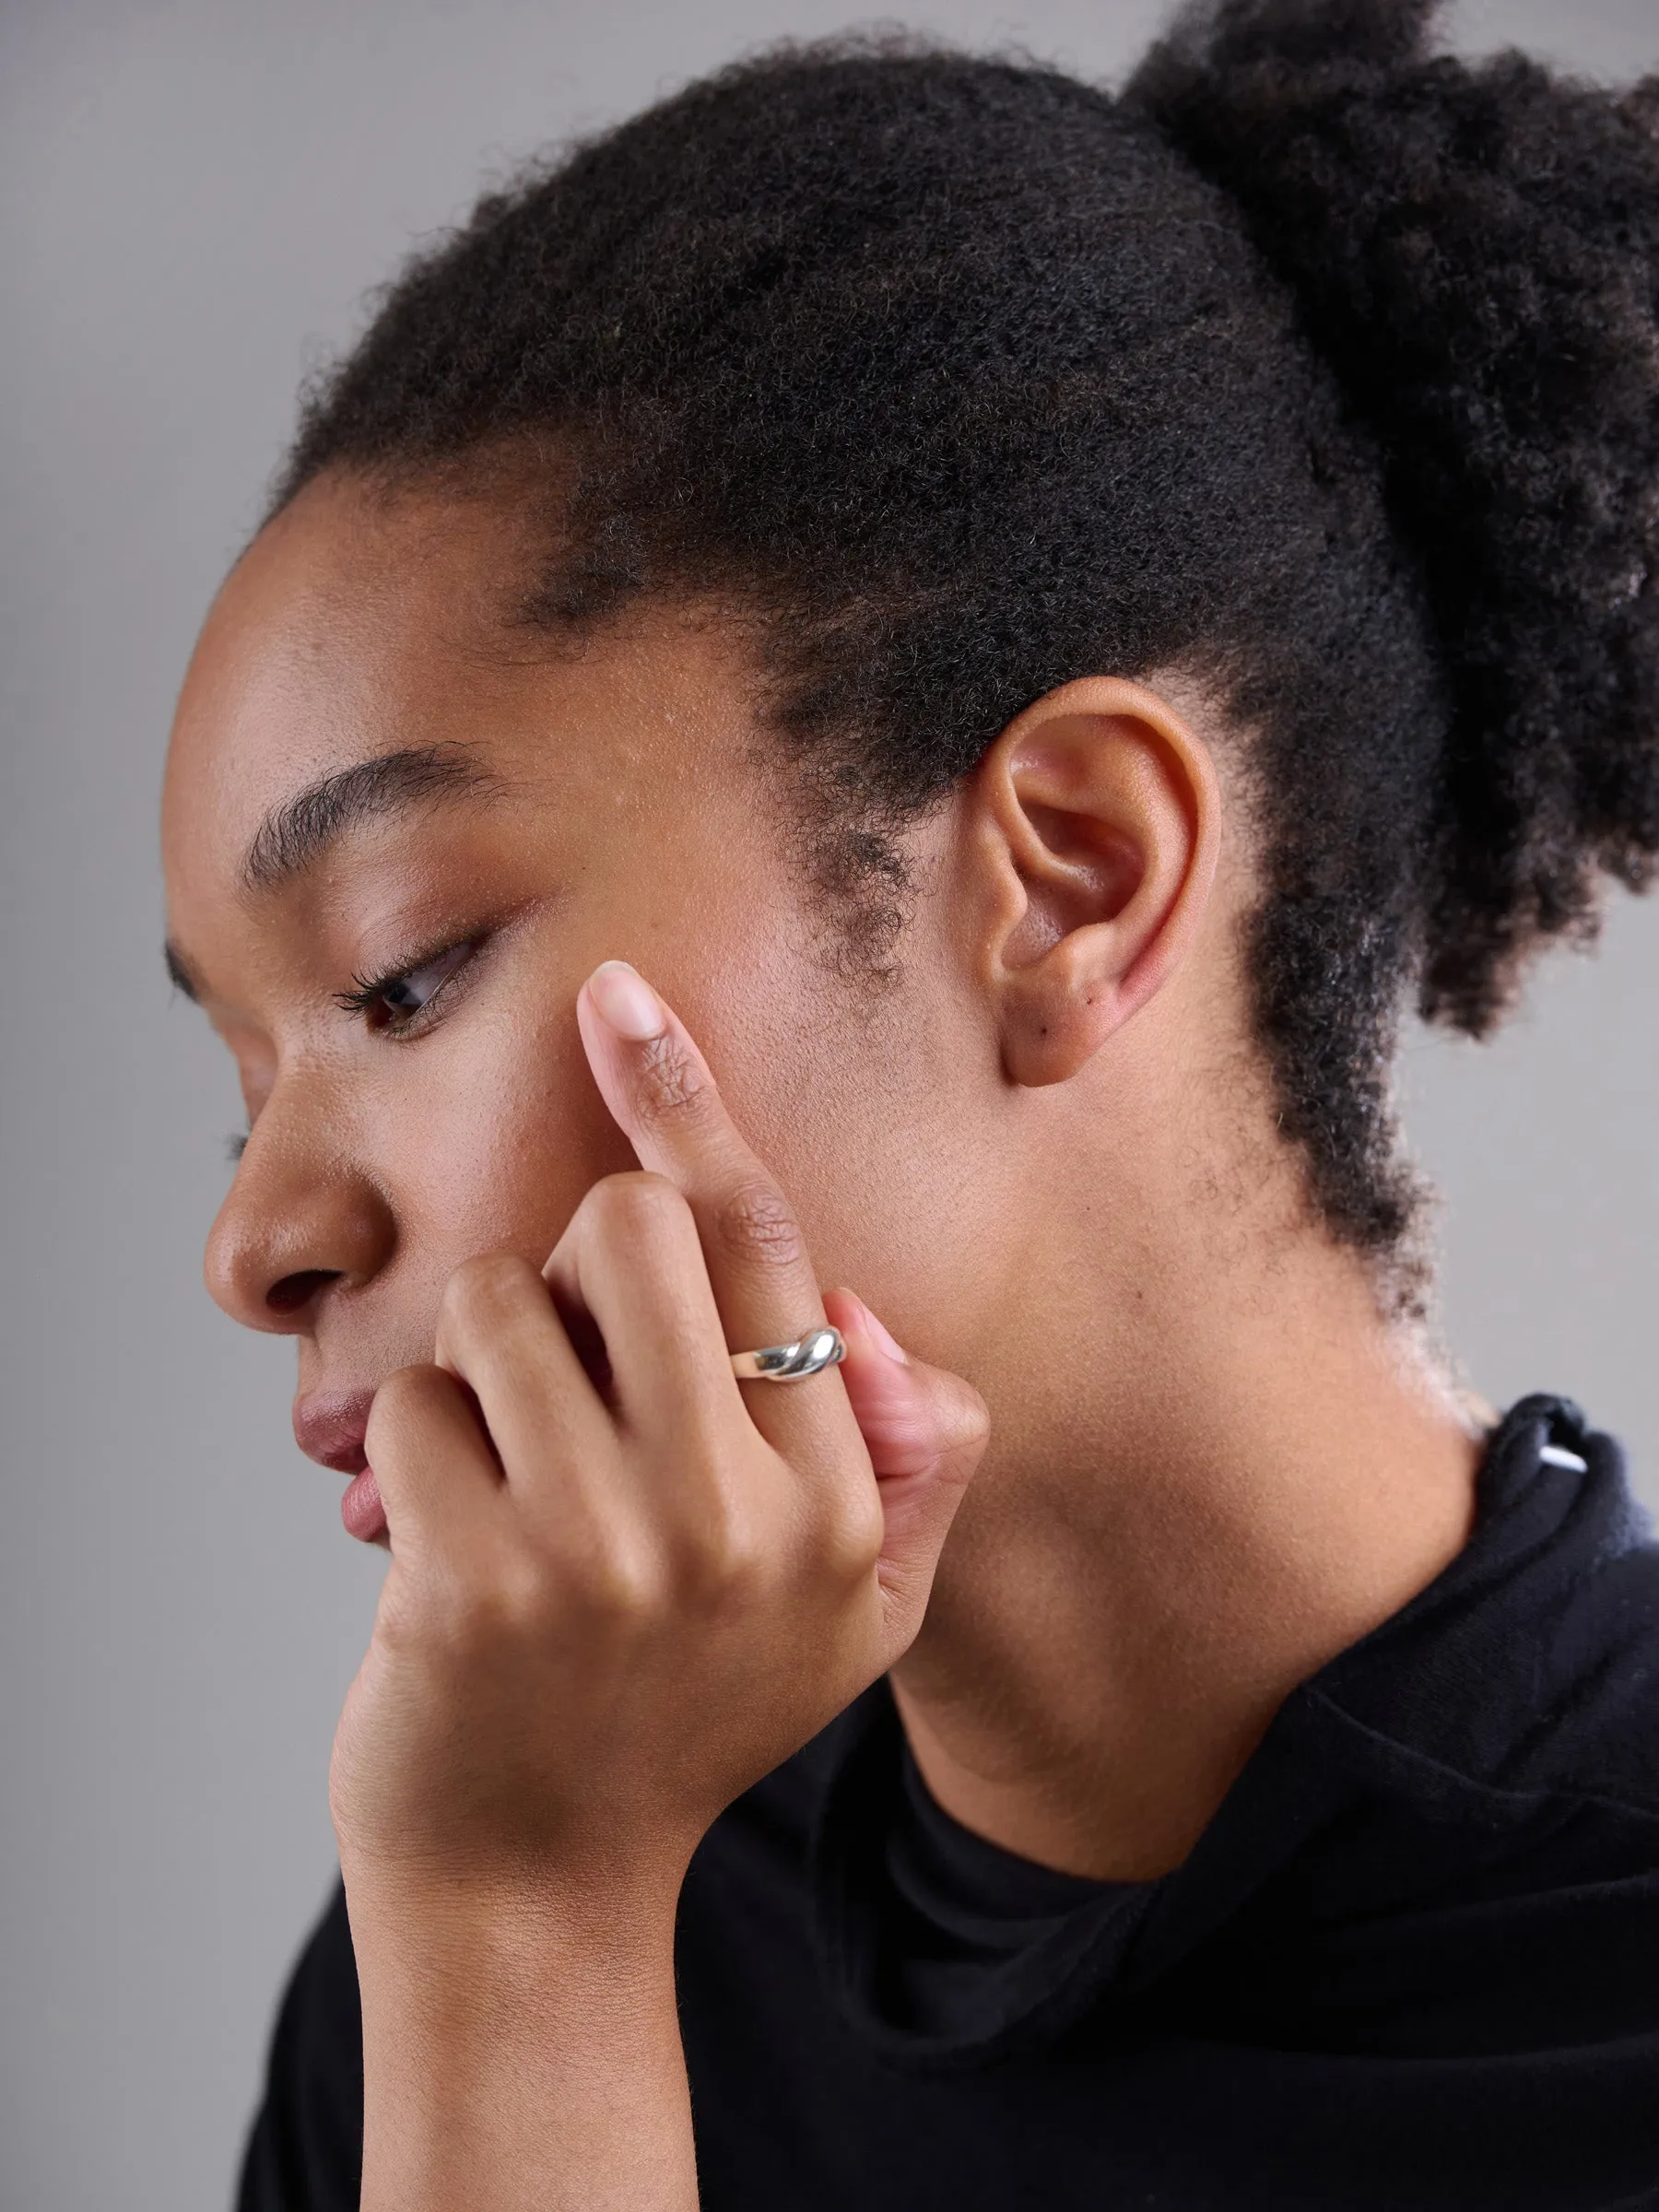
576, 961, 846, 1433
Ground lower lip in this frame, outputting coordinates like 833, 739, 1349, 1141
341, 1467, 388, 1544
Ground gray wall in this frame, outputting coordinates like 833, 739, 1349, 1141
2, 2, 1654, 2205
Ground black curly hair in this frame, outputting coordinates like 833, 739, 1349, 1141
273, 0, 1659, 1275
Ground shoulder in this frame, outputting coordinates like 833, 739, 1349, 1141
1311, 1401, 1659, 1826
237, 1885, 361, 2212
1535, 1435, 1659, 1812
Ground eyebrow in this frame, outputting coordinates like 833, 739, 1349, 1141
163, 744, 500, 1003
241, 742, 499, 893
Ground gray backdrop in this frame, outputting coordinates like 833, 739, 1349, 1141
3, 2, 1655, 2205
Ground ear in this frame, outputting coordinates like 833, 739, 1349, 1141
970, 677, 1221, 1088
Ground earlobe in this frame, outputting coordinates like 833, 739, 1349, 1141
973, 678, 1220, 1088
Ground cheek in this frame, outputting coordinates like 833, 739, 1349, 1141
688, 971, 974, 1336
349, 924, 984, 1365
374, 1000, 632, 1278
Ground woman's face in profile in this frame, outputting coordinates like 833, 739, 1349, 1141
162, 472, 991, 1491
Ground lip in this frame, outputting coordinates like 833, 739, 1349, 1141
292, 1388, 375, 1474
294, 1388, 389, 1545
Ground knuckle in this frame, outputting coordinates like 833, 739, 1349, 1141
713, 1178, 806, 1273
485, 1547, 557, 1639
939, 1378, 990, 1441
366, 1361, 446, 1442
578, 1536, 670, 1625
630, 1032, 710, 1132
427, 1524, 675, 1652
425, 1546, 559, 1660
942, 1382, 994, 1470
582, 1170, 688, 1245
819, 1482, 885, 1584
674, 1505, 765, 1609
423, 1557, 505, 1657
443, 1250, 540, 1333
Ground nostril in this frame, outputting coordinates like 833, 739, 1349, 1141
266, 1268, 343, 1316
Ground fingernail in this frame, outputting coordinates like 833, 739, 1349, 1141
858, 1297, 909, 1364
588, 960, 666, 1042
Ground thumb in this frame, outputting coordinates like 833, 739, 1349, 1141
822, 1288, 990, 1666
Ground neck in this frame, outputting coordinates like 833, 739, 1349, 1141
890, 1134, 1482, 1882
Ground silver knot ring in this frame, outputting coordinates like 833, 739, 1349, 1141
729, 1325, 847, 1383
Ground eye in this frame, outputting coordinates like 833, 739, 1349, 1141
336, 939, 477, 1036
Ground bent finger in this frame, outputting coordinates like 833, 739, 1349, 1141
364, 1361, 502, 1566
542, 1170, 740, 1452
432, 1252, 612, 1507
823, 1290, 990, 1665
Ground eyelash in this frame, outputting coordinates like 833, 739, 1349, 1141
335, 936, 480, 1037
223, 935, 483, 1167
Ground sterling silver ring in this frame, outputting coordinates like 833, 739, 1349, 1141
730, 1325, 847, 1382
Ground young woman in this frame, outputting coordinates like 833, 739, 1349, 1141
162, 1, 1659, 2204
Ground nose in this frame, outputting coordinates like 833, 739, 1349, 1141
205, 1095, 396, 1335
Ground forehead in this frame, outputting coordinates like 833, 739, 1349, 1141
160, 473, 755, 893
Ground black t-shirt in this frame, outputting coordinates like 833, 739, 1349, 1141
239, 1396, 1659, 2210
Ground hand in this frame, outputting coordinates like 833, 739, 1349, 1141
329, 960, 989, 1903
